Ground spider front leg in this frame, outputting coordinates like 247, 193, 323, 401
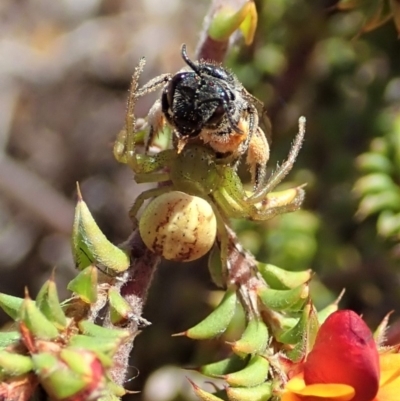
114, 55, 171, 167
248, 116, 306, 204
135, 73, 172, 98
127, 149, 178, 226
114, 57, 147, 165
250, 185, 306, 221
214, 155, 305, 222
125, 148, 178, 229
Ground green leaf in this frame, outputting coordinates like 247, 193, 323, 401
72, 184, 130, 273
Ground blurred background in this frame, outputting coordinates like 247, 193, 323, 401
1, 0, 400, 399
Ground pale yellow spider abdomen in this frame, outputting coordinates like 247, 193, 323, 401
139, 191, 217, 262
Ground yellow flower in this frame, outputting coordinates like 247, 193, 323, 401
374, 353, 400, 401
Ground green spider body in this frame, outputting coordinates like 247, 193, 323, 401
137, 146, 220, 197
128, 142, 304, 225
114, 47, 306, 271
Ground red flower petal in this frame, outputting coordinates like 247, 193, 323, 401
304, 310, 379, 401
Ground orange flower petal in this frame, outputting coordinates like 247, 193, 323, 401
304, 310, 379, 401
281, 391, 302, 401
297, 383, 355, 400
284, 375, 355, 401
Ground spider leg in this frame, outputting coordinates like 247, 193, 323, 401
214, 165, 305, 221
114, 57, 147, 164
212, 167, 256, 219
138, 74, 173, 153
243, 89, 265, 110
249, 186, 306, 221
134, 171, 170, 184
129, 185, 173, 227
242, 88, 271, 138
115, 65, 172, 162
248, 116, 306, 204
136, 73, 172, 97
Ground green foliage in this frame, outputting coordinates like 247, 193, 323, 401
2, 1, 400, 400
355, 111, 400, 239
0, 279, 131, 400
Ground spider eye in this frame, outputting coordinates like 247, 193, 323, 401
207, 104, 225, 125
